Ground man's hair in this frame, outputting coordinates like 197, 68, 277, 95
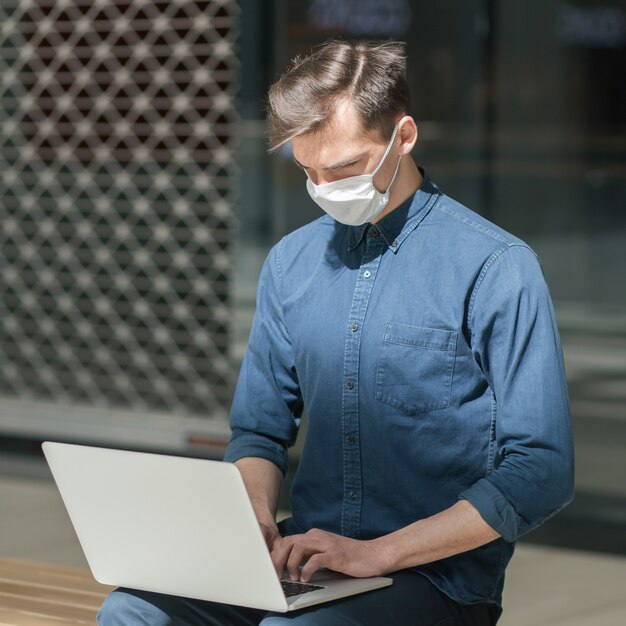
266, 40, 410, 152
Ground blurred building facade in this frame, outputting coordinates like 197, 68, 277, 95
1, 0, 625, 548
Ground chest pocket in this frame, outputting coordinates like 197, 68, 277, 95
375, 323, 457, 415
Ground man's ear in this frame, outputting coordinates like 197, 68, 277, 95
397, 116, 418, 154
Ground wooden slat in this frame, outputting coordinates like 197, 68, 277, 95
0, 594, 97, 622
0, 559, 112, 625
0, 575, 107, 604
0, 581, 103, 609
0, 560, 111, 595
0, 608, 90, 625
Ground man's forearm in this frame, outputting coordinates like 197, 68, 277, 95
234, 457, 283, 527
376, 499, 501, 573
273, 499, 501, 582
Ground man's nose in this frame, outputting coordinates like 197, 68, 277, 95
307, 170, 322, 185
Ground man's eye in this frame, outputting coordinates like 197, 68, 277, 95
332, 161, 358, 171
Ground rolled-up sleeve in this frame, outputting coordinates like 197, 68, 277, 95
223, 241, 302, 476
459, 244, 575, 543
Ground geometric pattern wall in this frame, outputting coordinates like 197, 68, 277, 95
0, 0, 239, 420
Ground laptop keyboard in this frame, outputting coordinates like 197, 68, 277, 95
280, 579, 325, 597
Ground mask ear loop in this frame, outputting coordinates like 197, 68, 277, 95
371, 124, 400, 178
374, 124, 403, 195
381, 150, 403, 195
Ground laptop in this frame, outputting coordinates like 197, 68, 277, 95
42, 441, 392, 612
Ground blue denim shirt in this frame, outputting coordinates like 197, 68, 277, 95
224, 174, 574, 607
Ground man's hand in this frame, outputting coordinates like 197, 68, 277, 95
270, 528, 389, 582
234, 457, 285, 561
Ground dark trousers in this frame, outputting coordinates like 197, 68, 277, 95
97, 570, 501, 626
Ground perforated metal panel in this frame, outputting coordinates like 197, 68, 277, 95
0, 0, 239, 441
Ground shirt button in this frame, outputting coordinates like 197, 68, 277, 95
351, 323, 358, 332
363, 270, 371, 279
347, 435, 355, 445
345, 380, 354, 390
349, 490, 358, 500
391, 240, 398, 247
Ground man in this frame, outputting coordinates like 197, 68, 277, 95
99, 40, 574, 625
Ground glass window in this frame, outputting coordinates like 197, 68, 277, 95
236, 0, 626, 547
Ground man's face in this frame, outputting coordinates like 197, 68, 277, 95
291, 100, 399, 193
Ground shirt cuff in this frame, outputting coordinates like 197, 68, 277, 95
223, 430, 289, 476
459, 478, 519, 543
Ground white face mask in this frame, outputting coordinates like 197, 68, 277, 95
305, 125, 402, 226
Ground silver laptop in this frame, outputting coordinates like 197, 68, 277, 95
42, 441, 392, 612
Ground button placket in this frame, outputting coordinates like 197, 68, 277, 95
340, 234, 384, 538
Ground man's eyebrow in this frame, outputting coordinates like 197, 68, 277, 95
292, 153, 367, 172
325, 153, 366, 171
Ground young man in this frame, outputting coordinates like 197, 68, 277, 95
99, 40, 574, 625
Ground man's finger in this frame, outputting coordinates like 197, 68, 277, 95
286, 542, 309, 581
270, 536, 293, 578
300, 552, 326, 582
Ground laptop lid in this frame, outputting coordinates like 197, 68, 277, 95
42, 441, 291, 612
43, 442, 392, 612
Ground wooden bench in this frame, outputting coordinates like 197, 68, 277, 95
0, 558, 113, 625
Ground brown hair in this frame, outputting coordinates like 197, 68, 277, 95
266, 40, 410, 152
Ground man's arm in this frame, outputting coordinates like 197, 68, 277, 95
235, 457, 283, 550
225, 242, 302, 472
274, 500, 499, 582
377, 499, 500, 572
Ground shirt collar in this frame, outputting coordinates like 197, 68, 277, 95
347, 169, 440, 253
